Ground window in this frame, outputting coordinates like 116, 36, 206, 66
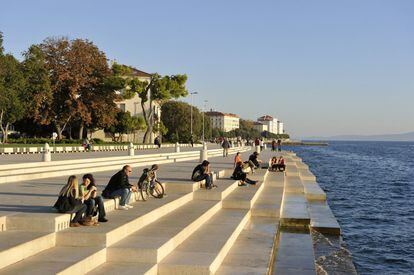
119, 103, 126, 112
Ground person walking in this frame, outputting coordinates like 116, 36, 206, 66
222, 138, 230, 157
154, 136, 161, 148
271, 139, 276, 151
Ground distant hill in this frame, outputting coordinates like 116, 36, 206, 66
304, 131, 414, 142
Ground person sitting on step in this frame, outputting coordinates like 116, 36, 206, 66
270, 157, 279, 171
53, 175, 94, 227
81, 174, 108, 223
277, 156, 286, 172
232, 161, 258, 186
248, 152, 262, 172
234, 152, 242, 168
102, 165, 137, 210
191, 160, 216, 189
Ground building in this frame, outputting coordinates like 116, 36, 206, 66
93, 67, 161, 143
206, 111, 240, 132
277, 121, 284, 134
257, 115, 285, 135
253, 122, 268, 132
257, 115, 278, 134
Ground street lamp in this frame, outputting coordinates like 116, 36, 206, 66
202, 100, 208, 142
190, 92, 198, 137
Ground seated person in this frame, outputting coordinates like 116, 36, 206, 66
248, 152, 262, 171
234, 152, 242, 168
102, 165, 137, 210
81, 174, 108, 223
191, 160, 216, 189
271, 157, 279, 171
277, 156, 286, 171
53, 175, 94, 227
232, 161, 257, 186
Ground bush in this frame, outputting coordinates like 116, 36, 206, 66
91, 138, 104, 144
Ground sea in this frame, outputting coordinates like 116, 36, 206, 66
284, 141, 414, 275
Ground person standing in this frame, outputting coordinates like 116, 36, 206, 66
271, 139, 277, 151
222, 138, 230, 157
190, 136, 194, 147
277, 139, 282, 151
102, 165, 137, 210
259, 139, 264, 151
154, 136, 161, 148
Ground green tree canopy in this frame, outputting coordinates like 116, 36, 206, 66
161, 101, 211, 143
0, 34, 26, 142
105, 111, 146, 142
113, 63, 188, 143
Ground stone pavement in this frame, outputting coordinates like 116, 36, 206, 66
0, 148, 343, 274
0, 148, 257, 215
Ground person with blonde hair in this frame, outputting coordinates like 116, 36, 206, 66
53, 175, 93, 227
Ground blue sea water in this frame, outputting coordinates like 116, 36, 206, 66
284, 141, 414, 274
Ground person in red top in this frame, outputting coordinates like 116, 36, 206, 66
277, 156, 285, 171
234, 152, 242, 168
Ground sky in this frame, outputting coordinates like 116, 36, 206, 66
1, 0, 413, 138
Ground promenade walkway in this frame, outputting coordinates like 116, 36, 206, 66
0, 147, 339, 274
0, 144, 220, 165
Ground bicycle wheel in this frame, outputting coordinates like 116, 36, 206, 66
149, 182, 165, 199
140, 182, 150, 201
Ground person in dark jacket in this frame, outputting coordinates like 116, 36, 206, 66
271, 140, 277, 151
154, 136, 161, 148
53, 175, 93, 227
232, 162, 257, 186
249, 152, 262, 168
222, 138, 230, 157
191, 160, 215, 189
102, 165, 137, 210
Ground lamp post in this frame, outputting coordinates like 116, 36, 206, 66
202, 100, 208, 142
190, 92, 198, 138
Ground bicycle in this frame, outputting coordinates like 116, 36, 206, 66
138, 180, 165, 201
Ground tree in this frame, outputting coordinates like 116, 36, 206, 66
225, 119, 261, 140
0, 33, 26, 142
105, 111, 146, 142
38, 37, 118, 139
161, 101, 211, 143
21, 45, 52, 126
113, 64, 188, 143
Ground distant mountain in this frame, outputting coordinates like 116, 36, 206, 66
303, 131, 414, 142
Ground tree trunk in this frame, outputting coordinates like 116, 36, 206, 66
0, 124, 9, 143
143, 126, 153, 144
79, 124, 84, 140
56, 125, 63, 140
